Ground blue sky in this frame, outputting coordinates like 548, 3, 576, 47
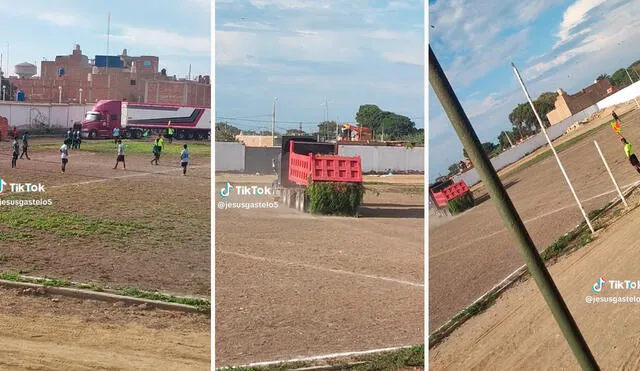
429, 0, 640, 180
215, 0, 423, 134
0, 0, 210, 80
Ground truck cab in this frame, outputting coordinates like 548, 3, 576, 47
81, 100, 122, 139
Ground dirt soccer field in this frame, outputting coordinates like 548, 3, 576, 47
430, 188, 640, 370
429, 108, 640, 331
0, 138, 211, 368
215, 173, 424, 366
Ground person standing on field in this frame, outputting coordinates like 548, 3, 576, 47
621, 137, 640, 174
612, 111, 621, 123
180, 144, 189, 175
11, 137, 19, 168
60, 139, 70, 173
20, 131, 30, 160
157, 135, 165, 163
114, 139, 126, 170
151, 137, 160, 165
167, 122, 174, 143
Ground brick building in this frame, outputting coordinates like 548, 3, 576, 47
6, 45, 210, 107
546, 79, 615, 125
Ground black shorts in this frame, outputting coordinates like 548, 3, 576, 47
12, 153, 18, 159
62, 158, 68, 164
181, 162, 188, 168
117, 155, 125, 162
631, 154, 639, 166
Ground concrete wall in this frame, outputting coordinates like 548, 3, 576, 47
215, 142, 245, 172
454, 104, 599, 186
338, 145, 424, 172
0, 102, 94, 130
214, 142, 425, 173
245, 147, 281, 174
596, 80, 640, 110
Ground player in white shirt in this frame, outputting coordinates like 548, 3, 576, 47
113, 139, 126, 170
60, 140, 70, 173
180, 144, 190, 176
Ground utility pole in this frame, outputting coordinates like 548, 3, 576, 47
272, 97, 277, 146
429, 46, 599, 371
505, 131, 514, 147
106, 12, 111, 99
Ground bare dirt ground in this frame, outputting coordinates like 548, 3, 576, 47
429, 108, 640, 331
0, 286, 210, 370
430, 189, 640, 370
215, 173, 424, 366
0, 138, 211, 368
0, 138, 210, 296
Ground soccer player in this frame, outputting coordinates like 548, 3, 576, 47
60, 140, 70, 173
114, 139, 126, 170
11, 137, 19, 168
180, 144, 189, 176
612, 111, 621, 123
622, 137, 640, 174
167, 122, 174, 143
20, 131, 30, 160
151, 137, 160, 165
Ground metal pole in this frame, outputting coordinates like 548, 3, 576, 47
429, 46, 600, 371
512, 62, 594, 233
594, 140, 628, 208
272, 97, 277, 147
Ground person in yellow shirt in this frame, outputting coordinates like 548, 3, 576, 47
621, 137, 640, 174
167, 121, 174, 143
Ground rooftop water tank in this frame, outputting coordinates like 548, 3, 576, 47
15, 62, 37, 79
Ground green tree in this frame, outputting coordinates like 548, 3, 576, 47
355, 104, 385, 132
596, 73, 610, 81
610, 68, 631, 87
463, 142, 496, 158
215, 122, 241, 142
448, 163, 460, 176
317, 120, 338, 140
497, 131, 512, 148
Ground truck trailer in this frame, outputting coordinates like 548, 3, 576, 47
275, 136, 363, 213
81, 100, 211, 140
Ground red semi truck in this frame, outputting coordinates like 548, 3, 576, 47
81, 100, 211, 140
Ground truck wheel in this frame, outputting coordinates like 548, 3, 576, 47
177, 131, 186, 140
195, 131, 204, 140
187, 131, 195, 140
89, 130, 97, 139
131, 130, 140, 139
123, 130, 131, 139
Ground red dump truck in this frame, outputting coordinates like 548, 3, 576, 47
276, 136, 363, 212
81, 100, 211, 140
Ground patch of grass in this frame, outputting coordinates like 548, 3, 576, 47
447, 193, 474, 215
33, 140, 211, 157
116, 286, 210, 311
353, 345, 424, 370
0, 271, 20, 281
0, 206, 149, 241
307, 181, 365, 216
37, 277, 71, 287
0, 230, 35, 241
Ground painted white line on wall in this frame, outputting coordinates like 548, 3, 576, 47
219, 250, 424, 288
229, 345, 417, 368
430, 180, 640, 259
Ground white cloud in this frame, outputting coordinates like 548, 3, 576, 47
249, 0, 329, 9
110, 26, 209, 55
554, 0, 607, 48
36, 12, 85, 27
